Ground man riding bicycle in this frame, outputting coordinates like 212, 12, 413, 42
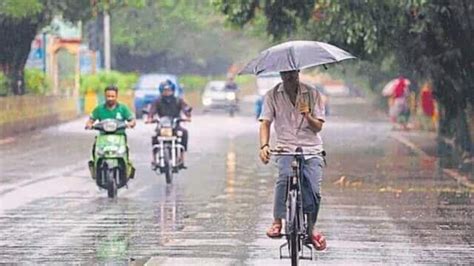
259, 70, 327, 250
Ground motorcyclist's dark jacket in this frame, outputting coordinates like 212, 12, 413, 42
150, 96, 190, 118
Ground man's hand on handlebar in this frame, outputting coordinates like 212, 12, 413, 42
145, 118, 155, 124
85, 120, 94, 130
127, 120, 136, 128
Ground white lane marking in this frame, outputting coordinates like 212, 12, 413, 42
145, 257, 238, 266
195, 212, 212, 219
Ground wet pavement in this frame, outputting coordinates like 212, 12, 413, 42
0, 97, 472, 265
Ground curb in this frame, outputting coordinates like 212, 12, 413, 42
390, 133, 474, 189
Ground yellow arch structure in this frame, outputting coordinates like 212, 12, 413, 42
47, 37, 81, 97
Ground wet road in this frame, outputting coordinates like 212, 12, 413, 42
0, 98, 472, 265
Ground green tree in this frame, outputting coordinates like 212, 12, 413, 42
110, 0, 266, 74
0, 0, 92, 95
0, 0, 144, 95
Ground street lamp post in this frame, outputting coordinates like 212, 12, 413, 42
104, 11, 111, 71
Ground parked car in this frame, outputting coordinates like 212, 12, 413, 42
133, 74, 183, 119
202, 80, 239, 116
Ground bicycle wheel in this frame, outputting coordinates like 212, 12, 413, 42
287, 190, 299, 266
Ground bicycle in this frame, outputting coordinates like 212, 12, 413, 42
270, 147, 324, 266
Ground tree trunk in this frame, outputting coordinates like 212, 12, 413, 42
0, 17, 40, 95
437, 102, 457, 168
454, 104, 473, 173
437, 90, 473, 173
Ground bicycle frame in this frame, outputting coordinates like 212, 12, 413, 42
271, 150, 319, 263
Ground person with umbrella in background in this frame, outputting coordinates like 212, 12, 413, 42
383, 76, 411, 130
241, 40, 355, 251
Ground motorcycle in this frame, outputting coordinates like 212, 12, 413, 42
87, 119, 135, 198
151, 116, 188, 184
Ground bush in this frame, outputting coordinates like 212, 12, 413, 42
234, 75, 256, 90
80, 71, 138, 95
179, 74, 256, 94
117, 72, 138, 92
80, 74, 101, 95
234, 75, 254, 86
0, 72, 9, 96
179, 75, 209, 93
24, 69, 51, 95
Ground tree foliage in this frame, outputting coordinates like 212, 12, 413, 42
110, 0, 266, 74
215, 0, 315, 39
0, 0, 144, 95
0, 0, 92, 95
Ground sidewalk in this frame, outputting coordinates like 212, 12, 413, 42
390, 129, 474, 188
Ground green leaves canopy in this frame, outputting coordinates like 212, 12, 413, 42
111, 0, 266, 72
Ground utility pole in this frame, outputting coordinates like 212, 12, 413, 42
103, 11, 111, 71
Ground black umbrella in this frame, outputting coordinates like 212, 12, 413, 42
239, 40, 355, 75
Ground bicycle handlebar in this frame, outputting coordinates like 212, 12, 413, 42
269, 150, 323, 156
146, 118, 191, 124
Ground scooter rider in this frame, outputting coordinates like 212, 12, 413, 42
146, 82, 192, 169
85, 85, 136, 178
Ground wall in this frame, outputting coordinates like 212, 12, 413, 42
0, 90, 205, 139
0, 96, 79, 138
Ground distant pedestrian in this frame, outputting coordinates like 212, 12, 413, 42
224, 74, 238, 92
387, 76, 411, 130
419, 82, 437, 131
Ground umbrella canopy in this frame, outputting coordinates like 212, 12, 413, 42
239, 40, 355, 75
382, 77, 411, 97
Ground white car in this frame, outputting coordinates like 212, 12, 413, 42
202, 81, 239, 116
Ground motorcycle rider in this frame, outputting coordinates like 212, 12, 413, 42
224, 74, 239, 92
146, 82, 192, 169
85, 85, 136, 178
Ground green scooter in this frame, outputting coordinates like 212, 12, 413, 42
87, 119, 135, 198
